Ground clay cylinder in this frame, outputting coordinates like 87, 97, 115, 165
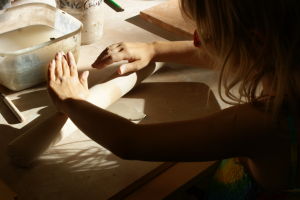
7, 62, 164, 167
56, 0, 104, 45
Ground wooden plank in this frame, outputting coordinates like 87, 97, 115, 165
0, 179, 17, 200
123, 161, 219, 200
109, 162, 175, 200
140, 0, 195, 40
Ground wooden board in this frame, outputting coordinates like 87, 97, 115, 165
123, 161, 219, 200
140, 0, 195, 40
0, 179, 17, 200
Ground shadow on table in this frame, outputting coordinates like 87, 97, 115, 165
126, 15, 188, 41
1, 77, 221, 200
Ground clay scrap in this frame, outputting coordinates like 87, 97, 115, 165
107, 103, 146, 122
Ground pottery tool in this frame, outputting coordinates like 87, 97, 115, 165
104, 0, 124, 12
7, 62, 164, 167
1, 92, 25, 123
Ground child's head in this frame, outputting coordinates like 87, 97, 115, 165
180, 0, 300, 116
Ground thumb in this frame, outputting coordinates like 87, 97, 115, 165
79, 71, 89, 90
118, 61, 145, 75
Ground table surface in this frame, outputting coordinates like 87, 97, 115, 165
0, 0, 228, 199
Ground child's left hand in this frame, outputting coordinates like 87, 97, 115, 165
47, 51, 89, 113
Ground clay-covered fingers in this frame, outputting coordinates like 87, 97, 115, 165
67, 52, 78, 77
99, 51, 129, 69
104, 43, 122, 55
92, 43, 124, 69
59, 51, 70, 77
92, 42, 155, 75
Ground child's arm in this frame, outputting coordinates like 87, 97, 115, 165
59, 97, 268, 162
91, 41, 218, 75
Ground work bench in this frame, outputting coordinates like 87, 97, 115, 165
0, 0, 226, 199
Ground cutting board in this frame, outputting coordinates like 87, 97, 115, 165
140, 0, 195, 39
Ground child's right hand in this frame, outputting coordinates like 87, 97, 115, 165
91, 42, 155, 75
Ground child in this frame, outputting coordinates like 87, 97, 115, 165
47, 0, 300, 199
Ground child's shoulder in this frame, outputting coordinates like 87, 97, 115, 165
221, 103, 289, 133
212, 103, 291, 153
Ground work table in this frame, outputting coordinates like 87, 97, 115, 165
0, 0, 226, 199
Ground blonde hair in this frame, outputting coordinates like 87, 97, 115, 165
180, 0, 300, 118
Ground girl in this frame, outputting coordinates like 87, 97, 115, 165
47, 0, 300, 199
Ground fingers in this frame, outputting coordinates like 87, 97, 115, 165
48, 59, 56, 82
67, 52, 78, 77
55, 52, 63, 79
118, 61, 144, 75
60, 51, 70, 77
79, 71, 89, 90
60, 51, 67, 60
95, 50, 129, 70
92, 43, 124, 69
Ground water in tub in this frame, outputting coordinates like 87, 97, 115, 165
0, 25, 65, 52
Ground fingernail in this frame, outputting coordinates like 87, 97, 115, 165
84, 71, 89, 78
57, 52, 61, 58
51, 59, 55, 66
118, 67, 124, 75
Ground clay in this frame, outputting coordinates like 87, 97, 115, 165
107, 103, 146, 121
7, 62, 164, 167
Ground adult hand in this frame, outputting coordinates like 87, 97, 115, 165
47, 51, 89, 113
91, 42, 155, 75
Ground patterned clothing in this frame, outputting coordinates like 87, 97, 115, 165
205, 105, 300, 200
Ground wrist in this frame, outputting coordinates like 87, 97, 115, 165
59, 98, 75, 115
149, 41, 160, 62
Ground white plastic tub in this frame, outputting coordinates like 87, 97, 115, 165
0, 3, 83, 91
0, 0, 11, 10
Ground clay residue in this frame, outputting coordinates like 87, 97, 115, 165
107, 103, 146, 121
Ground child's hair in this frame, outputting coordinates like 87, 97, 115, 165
180, 0, 300, 119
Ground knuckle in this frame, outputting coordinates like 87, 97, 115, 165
110, 54, 118, 62
123, 48, 129, 54
121, 42, 127, 48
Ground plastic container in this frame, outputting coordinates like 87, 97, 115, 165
0, 0, 11, 10
0, 3, 82, 91
56, 0, 104, 45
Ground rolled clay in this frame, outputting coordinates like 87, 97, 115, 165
7, 62, 164, 167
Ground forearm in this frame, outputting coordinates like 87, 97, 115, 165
150, 41, 217, 70
61, 98, 136, 157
